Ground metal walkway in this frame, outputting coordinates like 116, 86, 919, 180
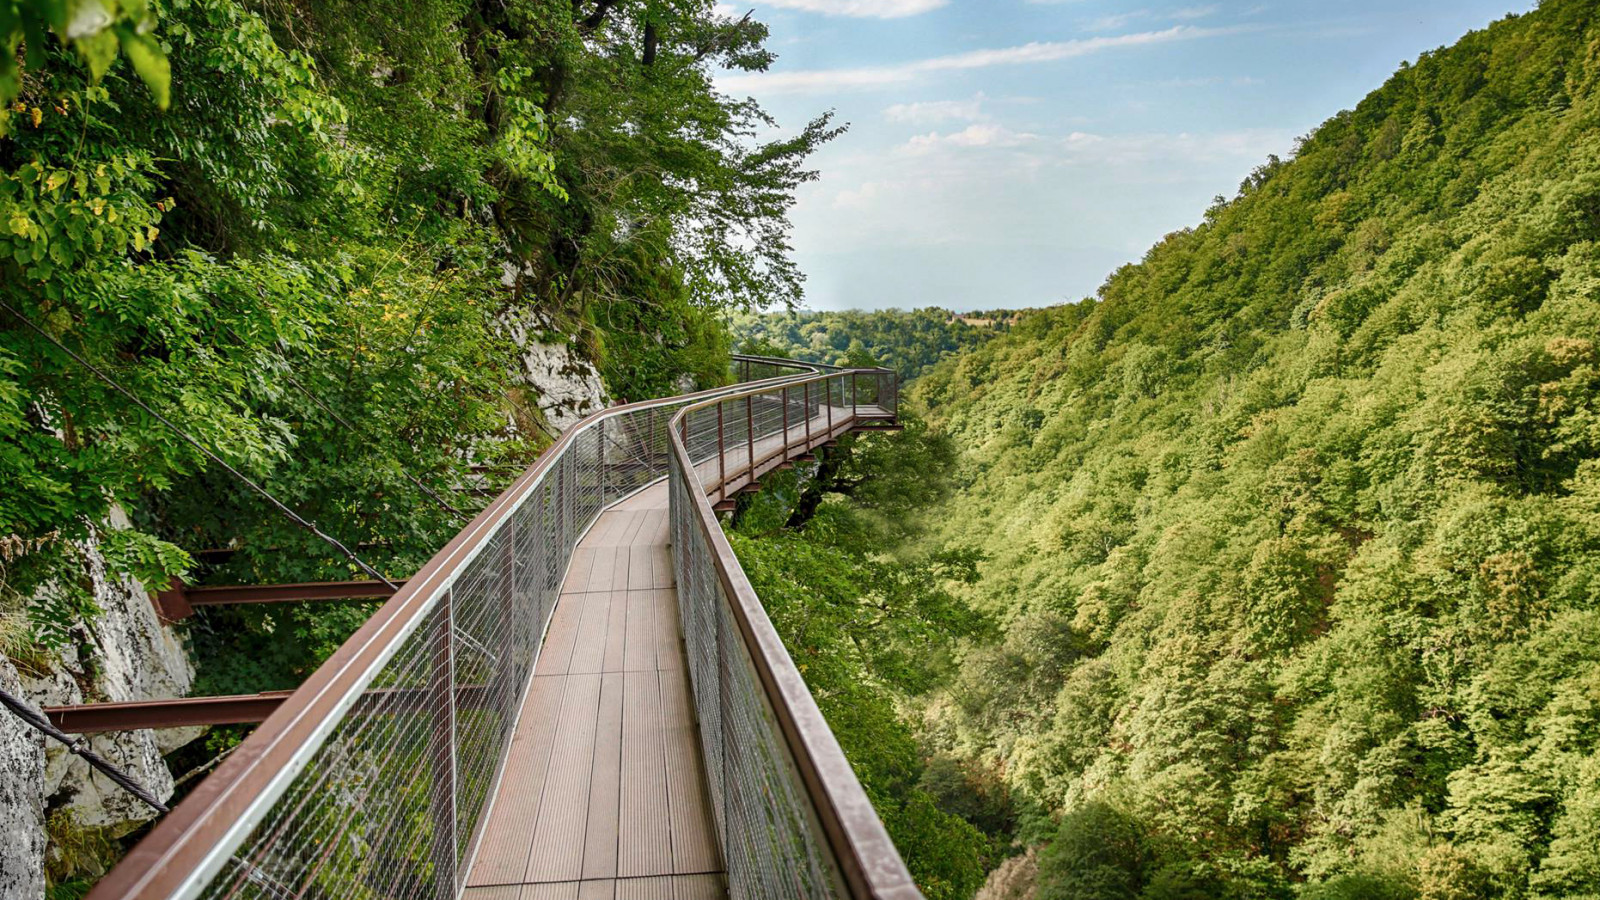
91, 359, 918, 900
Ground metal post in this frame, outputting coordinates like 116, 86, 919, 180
746, 394, 755, 481
781, 385, 790, 453
827, 375, 834, 435
851, 372, 858, 419
430, 589, 458, 900
804, 380, 812, 448
597, 419, 607, 504
501, 520, 516, 669
717, 402, 727, 503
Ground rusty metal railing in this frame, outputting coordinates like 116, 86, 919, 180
669, 368, 917, 899
87, 356, 826, 900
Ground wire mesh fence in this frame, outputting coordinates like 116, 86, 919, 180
95, 356, 909, 900
668, 371, 915, 900
154, 359, 817, 900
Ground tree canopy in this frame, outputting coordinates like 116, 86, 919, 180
911, 1, 1600, 897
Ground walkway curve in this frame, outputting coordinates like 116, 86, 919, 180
88, 357, 917, 900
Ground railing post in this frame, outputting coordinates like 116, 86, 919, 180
598, 419, 607, 505
781, 385, 790, 452
501, 519, 516, 674
746, 394, 755, 480
430, 588, 458, 900
804, 380, 812, 448
851, 372, 858, 419
717, 402, 727, 503
827, 376, 834, 435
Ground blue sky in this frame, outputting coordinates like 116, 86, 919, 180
714, 0, 1536, 312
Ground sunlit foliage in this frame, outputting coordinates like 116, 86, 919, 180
915, 2, 1600, 897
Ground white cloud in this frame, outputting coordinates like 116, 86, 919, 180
815, 126, 1293, 238
902, 123, 1039, 154
883, 94, 987, 125
720, 25, 1241, 94
757, 0, 946, 18
1085, 5, 1217, 32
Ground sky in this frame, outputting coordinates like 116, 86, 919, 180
714, 0, 1537, 312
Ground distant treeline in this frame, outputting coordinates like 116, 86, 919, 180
729, 307, 1025, 380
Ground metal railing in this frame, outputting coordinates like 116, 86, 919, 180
88, 356, 814, 900
669, 368, 917, 899
89, 355, 911, 900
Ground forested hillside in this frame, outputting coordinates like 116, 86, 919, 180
730, 307, 1017, 380
0, 1, 829, 890
728, 413, 999, 900
911, 2, 1600, 897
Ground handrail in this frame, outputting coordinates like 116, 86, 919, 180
90, 357, 825, 900
667, 368, 918, 898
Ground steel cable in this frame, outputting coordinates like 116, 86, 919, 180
0, 299, 398, 590
0, 686, 170, 813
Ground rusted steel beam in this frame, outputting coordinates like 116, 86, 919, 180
45, 683, 497, 734
45, 693, 295, 733
152, 579, 408, 624
185, 580, 405, 606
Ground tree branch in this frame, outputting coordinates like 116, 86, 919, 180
578, 0, 622, 31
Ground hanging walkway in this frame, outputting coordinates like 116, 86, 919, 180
463, 484, 722, 900
89, 359, 919, 900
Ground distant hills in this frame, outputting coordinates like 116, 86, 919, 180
729, 307, 1027, 381
909, 1, 1600, 897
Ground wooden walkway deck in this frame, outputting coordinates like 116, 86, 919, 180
463, 480, 722, 900
462, 401, 893, 900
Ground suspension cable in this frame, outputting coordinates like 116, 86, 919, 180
0, 686, 169, 814
276, 366, 473, 523
0, 299, 398, 590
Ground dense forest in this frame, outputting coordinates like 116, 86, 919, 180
9, 0, 1600, 898
729, 307, 1018, 380
728, 412, 1000, 900
902, 2, 1600, 897
0, 0, 830, 890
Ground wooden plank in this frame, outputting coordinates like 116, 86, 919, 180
671, 874, 725, 900
619, 510, 650, 546
623, 591, 656, 673
651, 590, 680, 673
522, 883, 581, 900
467, 675, 568, 886
568, 591, 613, 675
565, 549, 596, 593
609, 874, 723, 900
463, 886, 521, 900
602, 590, 628, 673
577, 881, 616, 900
614, 877, 674, 900
627, 546, 654, 591
619, 670, 672, 876
527, 673, 603, 883
537, 599, 583, 675
651, 548, 673, 589
660, 667, 718, 874
583, 512, 618, 548
584, 547, 618, 594
582, 672, 625, 881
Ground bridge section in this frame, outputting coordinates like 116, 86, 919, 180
89, 359, 918, 900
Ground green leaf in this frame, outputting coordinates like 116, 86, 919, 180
114, 24, 169, 108
76, 27, 118, 80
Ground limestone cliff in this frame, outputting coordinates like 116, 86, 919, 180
3, 513, 196, 894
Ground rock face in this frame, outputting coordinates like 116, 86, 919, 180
7, 510, 198, 887
0, 657, 46, 900
498, 307, 608, 432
